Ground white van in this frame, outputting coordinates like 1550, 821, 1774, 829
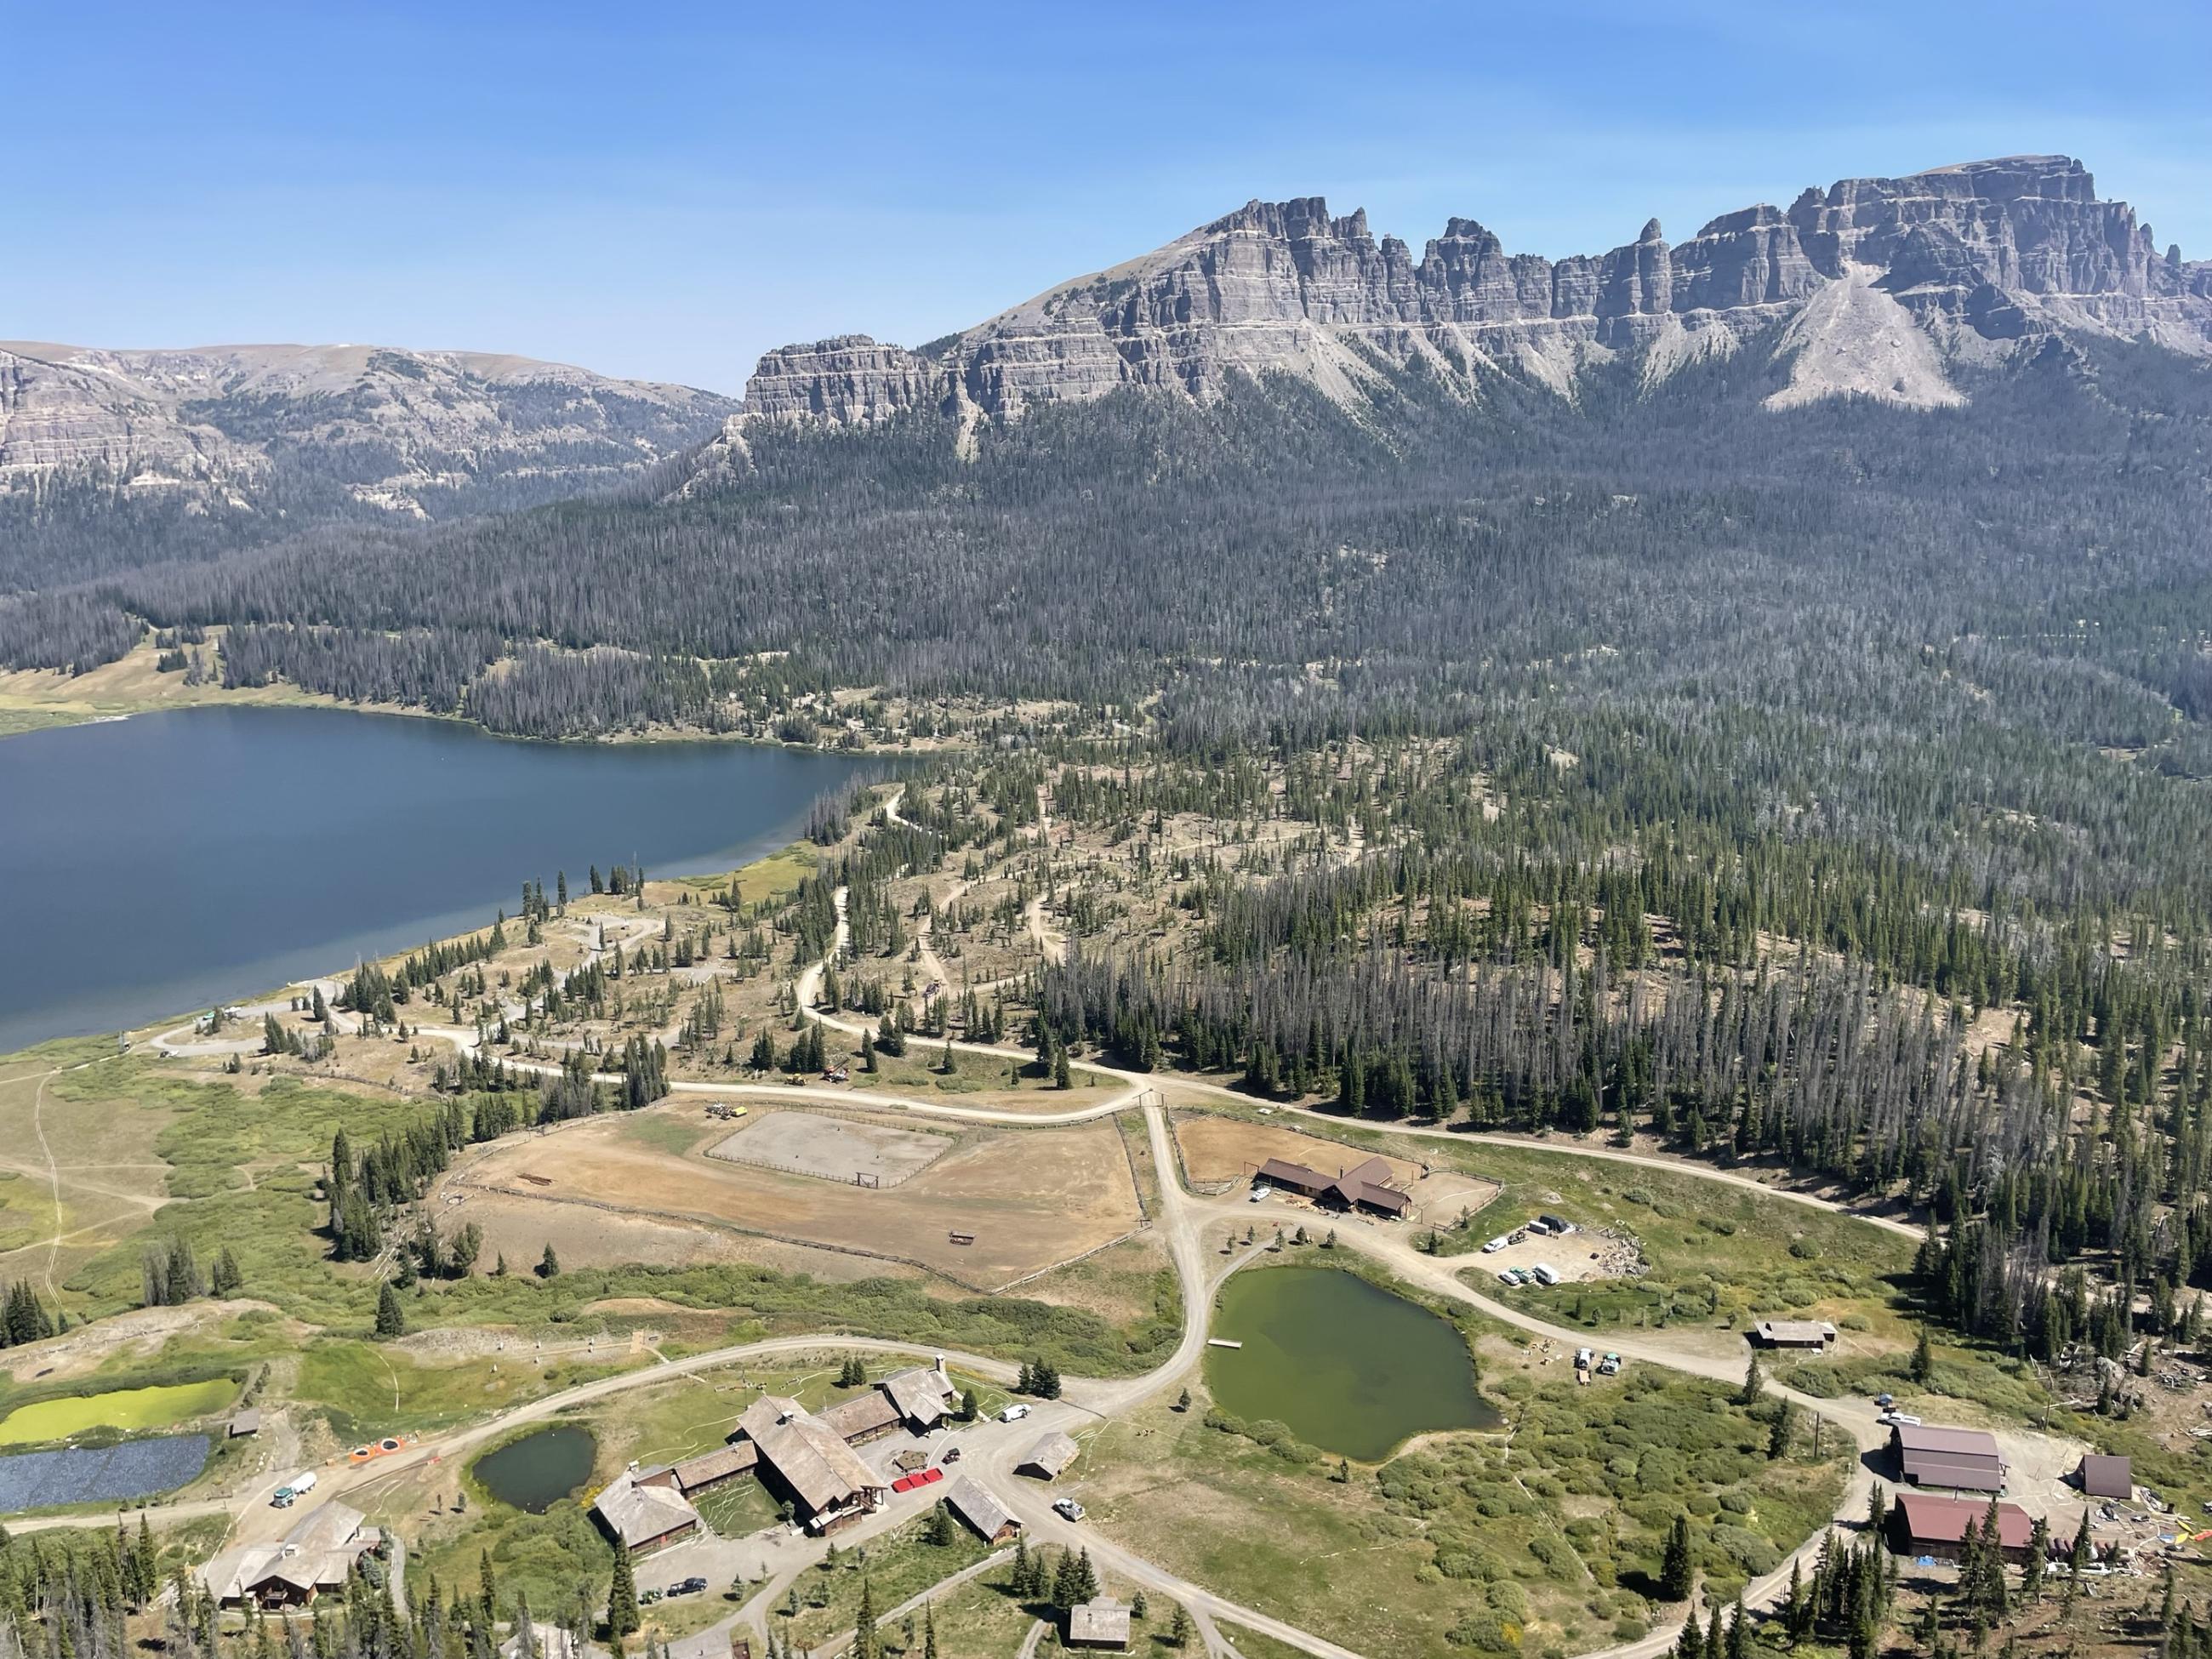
1480, 1236, 1510, 1254
1531, 1263, 1561, 1286
999, 1404, 1031, 1423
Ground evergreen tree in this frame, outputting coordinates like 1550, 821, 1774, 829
1660, 1514, 1695, 1601
374, 1282, 406, 1339
607, 1550, 639, 1645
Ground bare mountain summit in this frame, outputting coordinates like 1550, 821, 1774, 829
738, 156, 2212, 430
0, 340, 737, 519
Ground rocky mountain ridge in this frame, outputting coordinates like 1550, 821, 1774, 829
738, 156, 2212, 429
0, 340, 737, 520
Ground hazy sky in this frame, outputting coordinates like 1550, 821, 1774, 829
8, 0, 2208, 393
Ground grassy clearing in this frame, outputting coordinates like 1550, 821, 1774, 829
293, 1342, 639, 1443
1080, 1356, 1845, 1659
777, 1513, 990, 1649
1262, 1119, 1918, 1340
0, 1377, 238, 1445
904, 1561, 1046, 1657
676, 845, 818, 908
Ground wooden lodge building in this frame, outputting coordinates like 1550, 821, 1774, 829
1251, 1155, 1413, 1218
627, 1361, 962, 1537
198, 1502, 383, 1607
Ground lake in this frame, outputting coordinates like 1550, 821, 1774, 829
1204, 1266, 1499, 1461
0, 707, 874, 1053
471, 1423, 597, 1512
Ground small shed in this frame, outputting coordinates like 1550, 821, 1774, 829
944, 1474, 1022, 1544
1017, 1430, 1080, 1481
1067, 1598, 1132, 1651
1752, 1320, 1838, 1350
2078, 1454, 2133, 1500
228, 1409, 264, 1439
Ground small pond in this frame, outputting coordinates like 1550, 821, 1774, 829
471, 1424, 597, 1513
1204, 1266, 1500, 1461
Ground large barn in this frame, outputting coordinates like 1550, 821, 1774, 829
1892, 1423, 2008, 1493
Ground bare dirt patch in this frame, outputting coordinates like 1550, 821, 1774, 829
441, 1103, 1143, 1288
707, 1110, 951, 1186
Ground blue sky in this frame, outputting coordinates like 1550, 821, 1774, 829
6, 0, 2207, 393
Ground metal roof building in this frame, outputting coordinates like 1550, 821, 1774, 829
1892, 1423, 2007, 1492
1889, 1492, 2035, 1561
2078, 1453, 2133, 1500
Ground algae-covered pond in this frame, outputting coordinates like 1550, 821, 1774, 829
1204, 1267, 1498, 1461
472, 1424, 597, 1513
0, 1378, 237, 1445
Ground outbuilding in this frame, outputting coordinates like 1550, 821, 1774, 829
2077, 1454, 2133, 1501
1066, 1598, 1132, 1650
1752, 1320, 1838, 1350
1017, 1430, 1080, 1481
944, 1474, 1022, 1544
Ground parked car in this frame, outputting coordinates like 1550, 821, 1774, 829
1249, 1184, 1271, 1202
1053, 1498, 1087, 1522
1877, 1411, 1922, 1427
1873, 1393, 1896, 1409
1575, 1348, 1594, 1370
1497, 1269, 1519, 1285
1479, 1236, 1509, 1254
1000, 1404, 1031, 1422
941, 1445, 962, 1463
1598, 1354, 1622, 1376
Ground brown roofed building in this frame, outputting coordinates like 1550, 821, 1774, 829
2078, 1454, 2132, 1500
1017, 1430, 1080, 1481
1067, 1599, 1132, 1650
879, 1363, 959, 1430
592, 1470, 703, 1554
738, 1397, 887, 1534
1252, 1158, 1330, 1195
1892, 1423, 2006, 1493
944, 1475, 1022, 1544
1888, 1493, 2036, 1562
817, 1390, 902, 1445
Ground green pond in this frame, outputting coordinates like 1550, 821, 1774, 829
0, 1379, 238, 1445
1204, 1267, 1499, 1461
472, 1424, 597, 1513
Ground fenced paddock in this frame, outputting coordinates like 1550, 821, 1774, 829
706, 1110, 952, 1188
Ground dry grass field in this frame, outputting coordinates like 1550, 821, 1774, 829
440, 1099, 1145, 1287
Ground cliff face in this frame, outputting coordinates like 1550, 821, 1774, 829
740, 156, 2212, 427
0, 342, 737, 516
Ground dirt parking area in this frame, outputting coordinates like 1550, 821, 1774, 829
707, 1110, 951, 1186
440, 1101, 1143, 1288
1468, 1227, 1632, 1285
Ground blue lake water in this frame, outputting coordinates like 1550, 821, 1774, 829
0, 707, 872, 1052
